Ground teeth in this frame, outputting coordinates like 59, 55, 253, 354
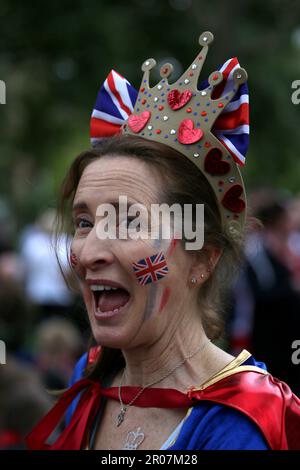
90, 285, 118, 291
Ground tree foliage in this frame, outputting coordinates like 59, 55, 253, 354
0, 0, 300, 229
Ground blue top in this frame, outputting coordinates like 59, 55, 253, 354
66, 352, 269, 450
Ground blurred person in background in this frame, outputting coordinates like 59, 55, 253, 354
287, 195, 300, 271
19, 208, 80, 326
0, 199, 16, 255
0, 357, 53, 449
0, 273, 34, 364
229, 189, 300, 395
33, 317, 84, 390
0, 207, 34, 364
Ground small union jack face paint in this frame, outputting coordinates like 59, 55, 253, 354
132, 251, 169, 286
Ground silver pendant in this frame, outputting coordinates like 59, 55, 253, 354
117, 407, 126, 427
122, 427, 145, 450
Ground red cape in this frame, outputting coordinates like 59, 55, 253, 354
26, 368, 300, 450
187, 371, 300, 450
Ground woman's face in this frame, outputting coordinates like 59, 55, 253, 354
71, 155, 199, 349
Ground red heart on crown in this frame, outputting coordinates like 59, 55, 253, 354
128, 111, 151, 133
222, 184, 245, 213
178, 119, 204, 144
168, 89, 193, 110
204, 148, 231, 175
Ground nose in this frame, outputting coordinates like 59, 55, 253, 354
79, 227, 115, 272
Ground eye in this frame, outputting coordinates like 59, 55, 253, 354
76, 218, 93, 230
116, 217, 140, 240
126, 217, 138, 228
118, 217, 136, 229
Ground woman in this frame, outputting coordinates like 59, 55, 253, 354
26, 32, 300, 450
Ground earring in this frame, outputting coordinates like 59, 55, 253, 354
191, 277, 197, 284
200, 273, 205, 279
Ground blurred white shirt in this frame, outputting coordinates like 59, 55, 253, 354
20, 226, 73, 306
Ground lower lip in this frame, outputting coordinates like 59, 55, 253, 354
93, 296, 131, 320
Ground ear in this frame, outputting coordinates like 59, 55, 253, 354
189, 244, 223, 282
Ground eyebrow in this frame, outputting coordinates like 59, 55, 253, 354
72, 199, 145, 213
72, 201, 89, 213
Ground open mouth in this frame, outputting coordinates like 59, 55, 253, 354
89, 284, 131, 315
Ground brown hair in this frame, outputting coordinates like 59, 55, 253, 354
56, 134, 246, 382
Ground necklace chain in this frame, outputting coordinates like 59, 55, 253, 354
116, 338, 211, 427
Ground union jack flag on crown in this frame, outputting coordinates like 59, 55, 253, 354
90, 32, 250, 241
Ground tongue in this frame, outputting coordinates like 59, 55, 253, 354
98, 289, 130, 312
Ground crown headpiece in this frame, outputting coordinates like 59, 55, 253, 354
90, 31, 249, 240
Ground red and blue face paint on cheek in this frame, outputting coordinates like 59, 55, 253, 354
166, 237, 178, 258
132, 250, 169, 286
70, 249, 78, 269
158, 286, 171, 313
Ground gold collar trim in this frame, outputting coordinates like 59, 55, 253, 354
188, 349, 268, 392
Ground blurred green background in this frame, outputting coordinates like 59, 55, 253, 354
1, 0, 300, 239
